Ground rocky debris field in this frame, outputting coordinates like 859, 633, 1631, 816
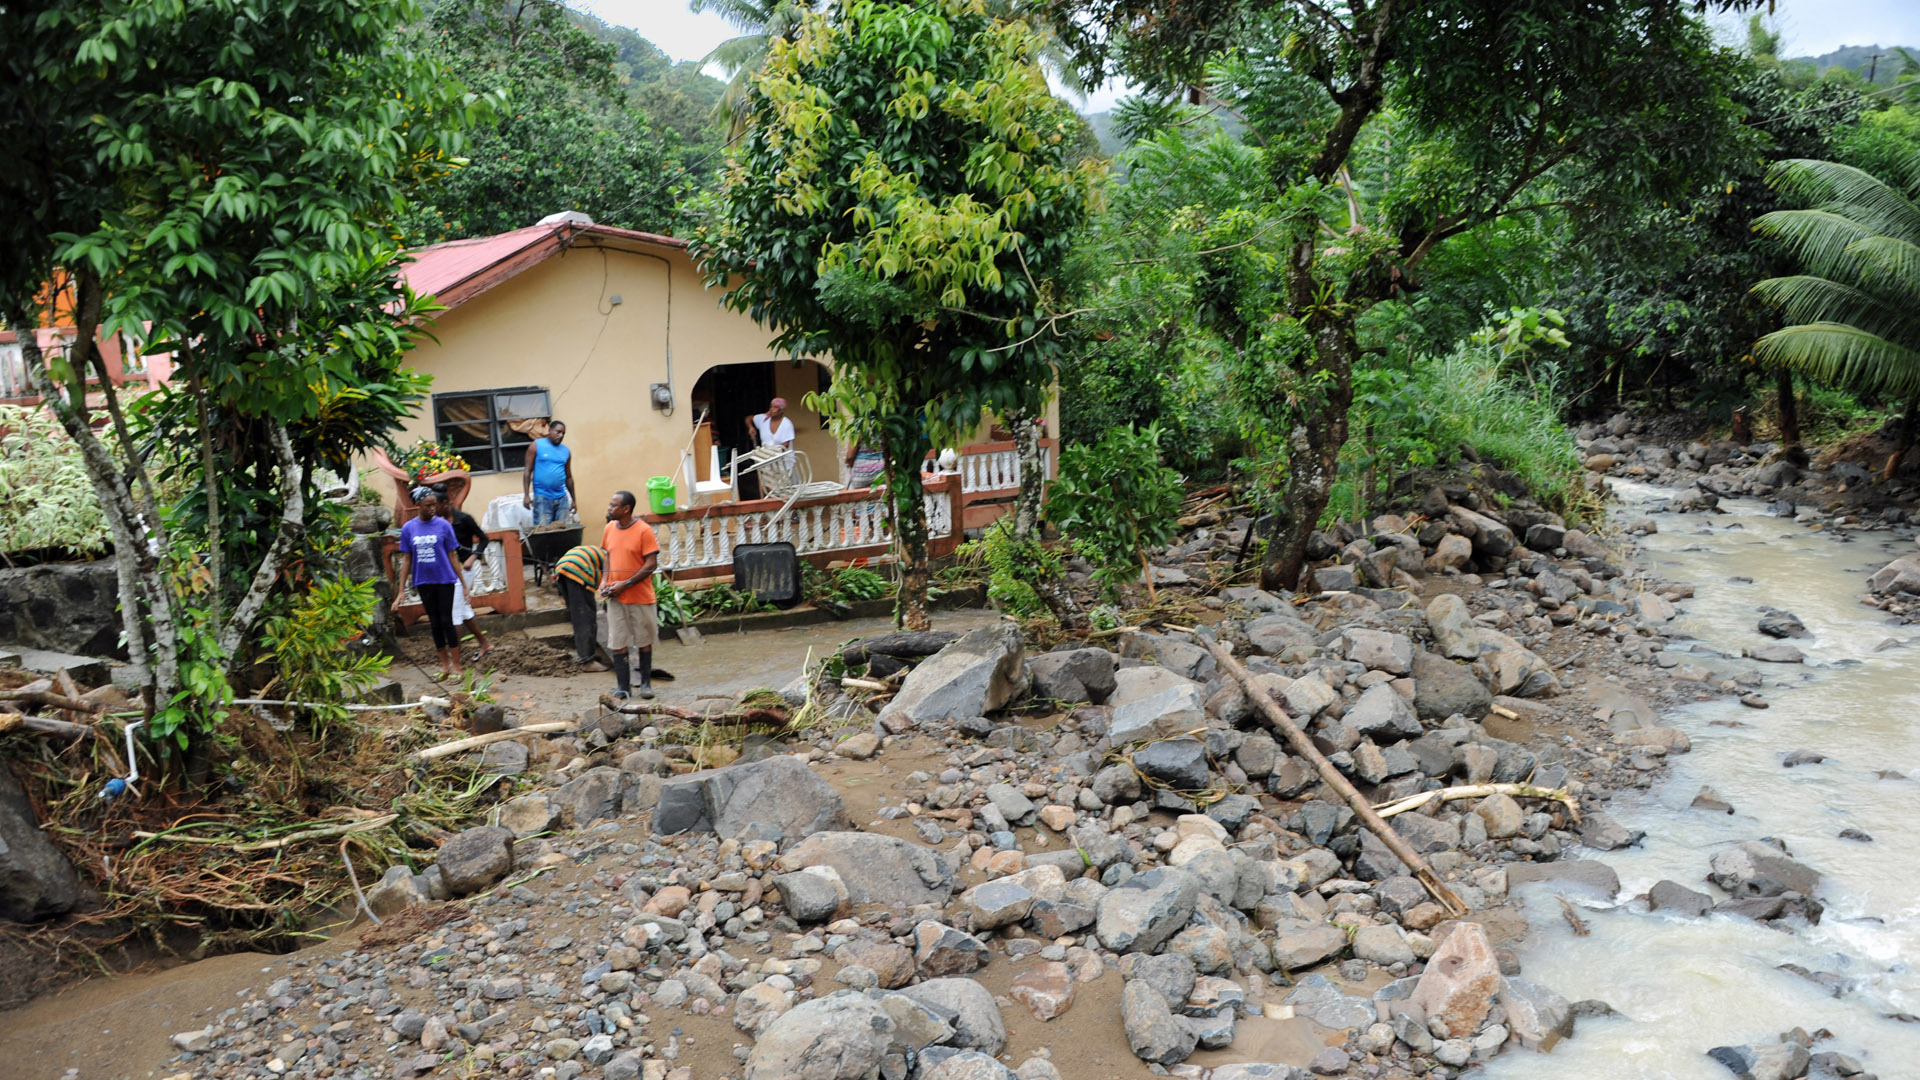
129, 437, 1890, 1080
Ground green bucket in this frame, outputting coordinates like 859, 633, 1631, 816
646, 475, 677, 515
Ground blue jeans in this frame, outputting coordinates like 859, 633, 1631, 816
531, 493, 572, 526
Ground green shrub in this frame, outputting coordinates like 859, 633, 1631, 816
962, 519, 1063, 618
260, 575, 391, 730
1047, 424, 1186, 597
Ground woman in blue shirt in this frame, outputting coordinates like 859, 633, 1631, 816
396, 488, 472, 680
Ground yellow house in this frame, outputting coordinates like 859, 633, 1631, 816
389, 211, 840, 515
379, 212, 1056, 579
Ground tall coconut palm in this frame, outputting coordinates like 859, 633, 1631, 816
1751, 155, 1920, 467
690, 0, 817, 139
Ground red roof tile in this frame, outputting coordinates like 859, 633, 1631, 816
399, 221, 687, 312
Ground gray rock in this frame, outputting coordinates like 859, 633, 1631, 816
1756, 610, 1809, 639
1120, 632, 1213, 680
1309, 1048, 1352, 1075
1108, 683, 1207, 745
1425, 594, 1481, 660
1209, 1067, 1314, 1080
1868, 554, 1920, 596
913, 921, 990, 976
1246, 614, 1321, 659
654, 754, 849, 840
479, 740, 530, 776
1235, 733, 1279, 778
986, 783, 1038, 825
1126, 952, 1198, 1006
1269, 920, 1349, 971
879, 624, 1027, 726
1122, 980, 1197, 1066
435, 826, 514, 896
961, 879, 1034, 931
1351, 925, 1415, 967
1448, 505, 1516, 557
1343, 628, 1414, 675
1578, 811, 1642, 851
497, 793, 562, 838
1709, 841, 1820, 898
1090, 762, 1143, 805
1647, 879, 1712, 917
1707, 1043, 1813, 1080
1285, 973, 1378, 1029
556, 766, 630, 825
772, 866, 848, 922
1498, 978, 1573, 1051
1132, 739, 1211, 791
743, 991, 895, 1080
1410, 648, 1491, 722
367, 865, 428, 917
921, 1052, 1019, 1080
897, 978, 1006, 1055
1026, 648, 1118, 705
1474, 793, 1524, 839
1391, 812, 1460, 854
1096, 867, 1200, 954
1280, 675, 1339, 719
782, 831, 953, 908
1343, 683, 1423, 744
0, 759, 80, 921
1750, 644, 1805, 664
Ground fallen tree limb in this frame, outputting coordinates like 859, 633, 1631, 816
0, 712, 95, 739
0, 688, 102, 713
840, 677, 890, 692
408, 722, 572, 763
133, 813, 399, 852
1372, 783, 1581, 825
598, 696, 790, 728
1197, 632, 1468, 919
839, 631, 959, 667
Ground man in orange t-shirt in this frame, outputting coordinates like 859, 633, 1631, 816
599, 491, 661, 699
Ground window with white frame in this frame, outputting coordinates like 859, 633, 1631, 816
432, 387, 550, 474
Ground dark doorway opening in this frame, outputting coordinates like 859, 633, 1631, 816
691, 362, 777, 498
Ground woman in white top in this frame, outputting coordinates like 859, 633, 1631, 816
748, 397, 796, 449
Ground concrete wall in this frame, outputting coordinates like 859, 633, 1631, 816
387, 239, 839, 516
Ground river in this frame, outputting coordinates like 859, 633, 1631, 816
1484, 479, 1920, 1077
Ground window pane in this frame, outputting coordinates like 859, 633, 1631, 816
435, 395, 490, 426
495, 391, 550, 422
439, 419, 492, 452
500, 442, 529, 472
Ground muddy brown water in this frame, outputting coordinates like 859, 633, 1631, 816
1483, 479, 1920, 1078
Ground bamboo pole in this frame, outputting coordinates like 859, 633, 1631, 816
1373, 783, 1580, 824
0, 712, 95, 739
1196, 633, 1467, 918
407, 722, 572, 763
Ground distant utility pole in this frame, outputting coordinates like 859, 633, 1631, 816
1867, 52, 1884, 83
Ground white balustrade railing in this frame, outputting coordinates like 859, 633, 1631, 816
0, 341, 28, 398
957, 443, 1052, 494
653, 486, 954, 572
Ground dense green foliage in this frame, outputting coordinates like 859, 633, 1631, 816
695, 0, 1102, 628
1046, 424, 1185, 597
399, 0, 691, 241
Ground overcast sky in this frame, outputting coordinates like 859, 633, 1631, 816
581, 0, 1920, 114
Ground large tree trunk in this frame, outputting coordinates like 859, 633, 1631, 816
1010, 409, 1045, 541
1775, 366, 1800, 448
1260, 262, 1358, 593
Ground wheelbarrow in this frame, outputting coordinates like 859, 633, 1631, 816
523, 523, 583, 587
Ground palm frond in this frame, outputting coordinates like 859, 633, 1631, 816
1753, 208, 1881, 282
1753, 322, 1920, 399
1767, 158, 1920, 243
1845, 234, 1920, 302
1751, 275, 1920, 346
689, 0, 780, 36
703, 33, 770, 77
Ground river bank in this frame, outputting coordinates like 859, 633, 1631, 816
3, 415, 1913, 1080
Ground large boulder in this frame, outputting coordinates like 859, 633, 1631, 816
743, 991, 895, 1080
1411, 649, 1491, 721
1026, 648, 1118, 705
896, 978, 1006, 1055
1447, 506, 1517, 558
1709, 841, 1820, 899
1409, 922, 1504, 1039
0, 759, 80, 922
1096, 867, 1200, 954
1868, 554, 1920, 596
435, 826, 514, 896
879, 624, 1026, 727
782, 832, 954, 908
1342, 683, 1423, 744
1475, 629, 1560, 697
1109, 683, 1207, 745
1121, 981, 1197, 1066
1120, 632, 1213, 680
653, 754, 849, 840
1245, 614, 1320, 660
1424, 594, 1480, 660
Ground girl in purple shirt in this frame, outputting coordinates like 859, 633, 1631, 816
396, 489, 471, 680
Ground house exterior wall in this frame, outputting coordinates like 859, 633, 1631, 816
386, 240, 837, 515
